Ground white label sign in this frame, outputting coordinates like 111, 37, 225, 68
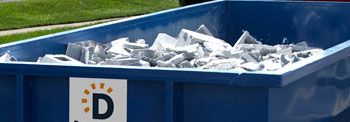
69, 77, 127, 122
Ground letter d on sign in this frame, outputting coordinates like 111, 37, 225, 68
93, 93, 114, 119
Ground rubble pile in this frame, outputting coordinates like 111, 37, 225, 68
0, 25, 324, 71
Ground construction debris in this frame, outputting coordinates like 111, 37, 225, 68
0, 52, 16, 62
30, 24, 324, 71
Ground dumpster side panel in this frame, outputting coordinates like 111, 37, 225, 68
269, 57, 350, 122
226, 1, 350, 49
127, 80, 165, 122
0, 75, 16, 122
177, 83, 268, 122
30, 76, 69, 122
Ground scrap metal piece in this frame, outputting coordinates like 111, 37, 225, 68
40, 54, 84, 65
196, 24, 214, 36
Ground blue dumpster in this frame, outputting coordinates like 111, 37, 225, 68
1, 0, 350, 122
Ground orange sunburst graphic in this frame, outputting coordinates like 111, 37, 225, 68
82, 82, 113, 113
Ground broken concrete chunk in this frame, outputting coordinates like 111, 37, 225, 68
167, 43, 204, 59
242, 53, 260, 63
123, 42, 149, 49
164, 53, 187, 66
105, 58, 140, 66
203, 42, 229, 52
177, 60, 195, 68
196, 24, 214, 36
233, 31, 262, 48
91, 54, 104, 63
193, 57, 217, 67
136, 39, 146, 44
80, 46, 94, 64
0, 52, 16, 62
178, 29, 231, 49
40, 54, 84, 65
201, 58, 244, 70
293, 48, 323, 58
105, 37, 129, 49
241, 62, 264, 71
295, 41, 309, 47
276, 46, 292, 54
260, 59, 283, 71
0, 52, 17, 62
65, 43, 82, 60
131, 49, 158, 59
209, 50, 233, 58
93, 44, 107, 59
154, 52, 176, 62
107, 42, 130, 56
88, 61, 97, 65
37, 57, 43, 62
151, 33, 178, 51
157, 53, 186, 67
140, 60, 151, 67
231, 50, 244, 59
281, 54, 299, 66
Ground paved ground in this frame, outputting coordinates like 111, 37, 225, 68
0, 17, 128, 36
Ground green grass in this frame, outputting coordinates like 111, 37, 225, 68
0, 25, 90, 44
0, 0, 179, 31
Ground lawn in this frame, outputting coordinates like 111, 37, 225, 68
0, 0, 179, 31
0, 25, 89, 44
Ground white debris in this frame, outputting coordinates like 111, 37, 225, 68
0, 52, 16, 62
196, 24, 214, 36
151, 33, 178, 51
178, 29, 232, 49
28, 25, 324, 71
241, 62, 263, 71
39, 54, 83, 65
233, 31, 262, 48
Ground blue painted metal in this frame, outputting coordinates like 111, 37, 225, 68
0, 0, 350, 121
